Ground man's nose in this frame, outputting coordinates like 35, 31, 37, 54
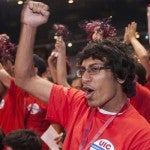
82, 70, 92, 84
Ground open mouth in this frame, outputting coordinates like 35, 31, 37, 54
83, 87, 94, 99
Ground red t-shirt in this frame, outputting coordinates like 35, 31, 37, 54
0, 79, 25, 134
144, 74, 150, 90
131, 82, 150, 123
24, 93, 50, 150
24, 94, 50, 135
0, 79, 50, 150
46, 84, 150, 150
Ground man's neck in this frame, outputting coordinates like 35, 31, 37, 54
99, 93, 130, 113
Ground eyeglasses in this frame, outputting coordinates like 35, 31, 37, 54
76, 64, 110, 77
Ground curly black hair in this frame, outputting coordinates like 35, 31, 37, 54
0, 129, 5, 150
77, 38, 136, 98
3, 129, 42, 150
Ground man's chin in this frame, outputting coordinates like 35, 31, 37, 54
87, 99, 97, 108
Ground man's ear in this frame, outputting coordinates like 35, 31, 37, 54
34, 67, 38, 75
11, 65, 14, 71
11, 65, 15, 77
117, 78, 125, 84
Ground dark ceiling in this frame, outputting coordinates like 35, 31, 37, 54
0, 0, 149, 56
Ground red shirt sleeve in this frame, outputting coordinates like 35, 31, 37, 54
131, 82, 150, 123
46, 84, 87, 128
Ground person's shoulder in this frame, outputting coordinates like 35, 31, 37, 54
52, 84, 84, 95
52, 84, 86, 105
7, 78, 25, 97
126, 105, 150, 128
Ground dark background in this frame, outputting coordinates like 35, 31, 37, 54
0, 0, 150, 58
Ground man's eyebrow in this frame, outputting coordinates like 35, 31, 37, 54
80, 63, 103, 68
88, 63, 103, 67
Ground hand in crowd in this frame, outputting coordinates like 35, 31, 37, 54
48, 36, 65, 68
55, 37, 66, 54
54, 132, 64, 149
21, 0, 50, 27
48, 49, 58, 68
47, 49, 58, 83
124, 21, 137, 44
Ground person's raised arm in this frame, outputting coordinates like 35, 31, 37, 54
124, 22, 150, 79
0, 63, 11, 88
15, 0, 52, 102
55, 37, 70, 87
0, 63, 12, 100
47, 50, 58, 83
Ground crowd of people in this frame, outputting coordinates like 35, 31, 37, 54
0, 0, 150, 150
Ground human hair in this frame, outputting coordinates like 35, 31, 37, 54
0, 129, 5, 150
3, 129, 42, 150
33, 54, 47, 77
77, 38, 136, 98
135, 62, 147, 85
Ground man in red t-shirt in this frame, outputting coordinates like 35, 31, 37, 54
131, 82, 150, 123
0, 78, 25, 134
0, 64, 50, 150
0, 34, 50, 150
0, 34, 25, 134
14, 2, 150, 149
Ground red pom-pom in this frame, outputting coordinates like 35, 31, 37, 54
53, 24, 70, 41
79, 16, 117, 40
0, 34, 17, 63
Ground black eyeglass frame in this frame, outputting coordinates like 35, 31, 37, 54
76, 65, 110, 78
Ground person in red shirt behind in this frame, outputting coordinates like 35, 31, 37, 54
0, 58, 50, 150
123, 22, 150, 123
131, 82, 150, 123
0, 34, 25, 134
0, 34, 51, 150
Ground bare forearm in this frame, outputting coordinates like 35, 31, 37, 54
15, 24, 36, 85
48, 64, 57, 83
130, 37, 148, 59
57, 52, 70, 87
130, 37, 150, 78
56, 38, 70, 87
15, 1, 52, 102
0, 69, 11, 88
0, 63, 11, 88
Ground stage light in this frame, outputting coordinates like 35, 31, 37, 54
54, 35, 58, 40
67, 42, 72, 47
17, 0, 23, 5
145, 35, 149, 40
68, 0, 74, 4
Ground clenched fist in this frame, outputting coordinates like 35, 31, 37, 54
21, 0, 50, 27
